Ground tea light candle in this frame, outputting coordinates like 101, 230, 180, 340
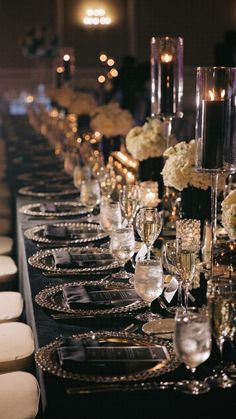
160, 53, 174, 115
63, 54, 71, 81
176, 218, 201, 253
202, 89, 229, 169
140, 181, 159, 208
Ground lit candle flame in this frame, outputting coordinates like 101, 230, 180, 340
208, 89, 225, 100
161, 53, 173, 63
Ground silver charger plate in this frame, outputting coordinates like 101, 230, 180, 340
35, 331, 179, 383
19, 201, 88, 218
17, 172, 71, 183
24, 222, 108, 245
28, 246, 121, 274
35, 280, 146, 316
18, 185, 78, 198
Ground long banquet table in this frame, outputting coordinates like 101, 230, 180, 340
5, 115, 236, 419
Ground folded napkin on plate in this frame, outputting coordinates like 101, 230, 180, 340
40, 203, 57, 213
62, 284, 139, 309
52, 249, 113, 268
44, 225, 99, 240
57, 337, 168, 371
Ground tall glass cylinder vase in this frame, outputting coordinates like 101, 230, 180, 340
150, 36, 184, 225
195, 66, 236, 276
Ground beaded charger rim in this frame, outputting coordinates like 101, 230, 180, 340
24, 222, 108, 245
28, 246, 121, 274
35, 280, 147, 316
35, 331, 179, 383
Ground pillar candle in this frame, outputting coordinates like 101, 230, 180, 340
201, 99, 229, 169
63, 54, 71, 81
160, 54, 174, 115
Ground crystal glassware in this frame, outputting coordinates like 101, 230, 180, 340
109, 227, 135, 280
98, 168, 116, 199
206, 279, 236, 388
100, 198, 122, 233
134, 259, 164, 324
136, 207, 163, 260
119, 184, 140, 227
80, 179, 100, 221
174, 307, 212, 395
176, 218, 201, 254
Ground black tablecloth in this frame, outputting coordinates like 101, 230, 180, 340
5, 115, 236, 419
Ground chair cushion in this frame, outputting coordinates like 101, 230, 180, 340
0, 236, 13, 255
0, 292, 23, 322
0, 371, 40, 419
0, 183, 10, 199
0, 201, 11, 217
0, 256, 17, 282
0, 218, 11, 235
0, 322, 35, 371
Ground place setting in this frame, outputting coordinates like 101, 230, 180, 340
18, 183, 79, 198
19, 201, 89, 219
24, 221, 109, 247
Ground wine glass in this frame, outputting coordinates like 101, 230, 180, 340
80, 179, 100, 221
162, 241, 196, 313
109, 227, 135, 280
174, 307, 212, 395
136, 207, 163, 260
119, 184, 140, 227
206, 280, 236, 388
133, 259, 164, 324
100, 199, 122, 233
99, 168, 116, 199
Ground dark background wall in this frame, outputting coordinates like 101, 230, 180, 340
0, 0, 235, 69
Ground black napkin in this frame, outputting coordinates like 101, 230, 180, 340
52, 249, 114, 268
62, 284, 139, 309
57, 337, 168, 372
44, 225, 99, 240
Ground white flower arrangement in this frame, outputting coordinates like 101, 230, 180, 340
68, 92, 97, 115
48, 86, 74, 108
161, 139, 213, 191
90, 102, 134, 137
221, 189, 236, 239
125, 117, 166, 161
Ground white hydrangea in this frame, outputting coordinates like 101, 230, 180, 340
161, 139, 212, 191
68, 92, 97, 115
90, 102, 134, 137
221, 189, 236, 238
125, 118, 166, 161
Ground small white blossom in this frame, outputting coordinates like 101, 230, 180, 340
221, 189, 236, 238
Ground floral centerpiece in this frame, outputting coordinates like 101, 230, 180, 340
221, 189, 236, 239
161, 139, 213, 221
90, 102, 134, 137
125, 117, 166, 161
90, 102, 134, 162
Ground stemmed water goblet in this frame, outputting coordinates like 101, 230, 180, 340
109, 227, 135, 280
133, 258, 164, 324
135, 207, 163, 260
80, 179, 100, 222
119, 184, 140, 227
174, 307, 212, 395
206, 280, 236, 388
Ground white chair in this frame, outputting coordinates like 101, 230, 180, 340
0, 292, 23, 322
0, 322, 35, 372
0, 236, 13, 255
0, 371, 40, 419
0, 256, 17, 282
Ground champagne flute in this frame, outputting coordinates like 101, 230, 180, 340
100, 199, 122, 233
80, 179, 100, 221
206, 280, 236, 388
134, 259, 164, 323
99, 168, 116, 199
110, 227, 135, 280
119, 184, 140, 227
178, 248, 196, 311
174, 308, 212, 395
162, 241, 184, 313
136, 207, 162, 260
